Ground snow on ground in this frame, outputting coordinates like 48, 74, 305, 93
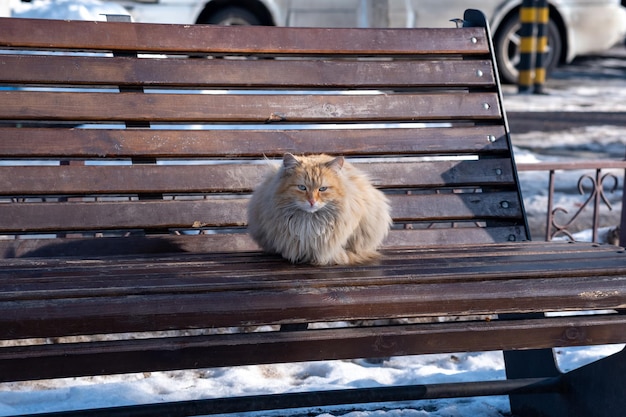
2, 346, 624, 417
2, 1, 625, 416
502, 81, 626, 112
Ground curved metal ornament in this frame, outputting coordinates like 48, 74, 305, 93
548, 169, 619, 242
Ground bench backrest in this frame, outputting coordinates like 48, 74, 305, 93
0, 10, 528, 258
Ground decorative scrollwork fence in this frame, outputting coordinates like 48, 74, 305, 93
517, 160, 626, 244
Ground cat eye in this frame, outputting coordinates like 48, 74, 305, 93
318, 186, 328, 192
297, 185, 307, 191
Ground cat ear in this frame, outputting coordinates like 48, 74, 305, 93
326, 156, 344, 172
283, 153, 300, 169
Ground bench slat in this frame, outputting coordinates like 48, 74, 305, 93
1, 315, 624, 382
1, 159, 515, 195
3, 272, 621, 337
0, 54, 496, 88
5, 242, 623, 291
0, 226, 528, 258
385, 226, 526, 246
0, 126, 510, 158
0, 91, 501, 122
0, 191, 523, 232
1, 245, 624, 338
0, 18, 489, 55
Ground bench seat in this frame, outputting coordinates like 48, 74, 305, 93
1, 241, 625, 385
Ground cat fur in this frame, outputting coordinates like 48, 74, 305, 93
247, 153, 392, 266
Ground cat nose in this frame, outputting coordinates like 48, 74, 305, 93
308, 198, 316, 206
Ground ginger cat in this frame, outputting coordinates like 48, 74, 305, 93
247, 153, 392, 265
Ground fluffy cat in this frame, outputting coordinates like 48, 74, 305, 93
247, 153, 392, 266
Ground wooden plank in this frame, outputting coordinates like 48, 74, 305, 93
0, 18, 490, 55
0, 232, 531, 260
0, 233, 225, 259
0, 266, 624, 338
4, 242, 624, 291
1, 165, 269, 195
364, 158, 515, 188
9, 267, 623, 332
391, 192, 523, 221
0, 54, 496, 88
0, 159, 515, 196
3, 241, 625, 285
1, 315, 624, 382
385, 226, 527, 246
0, 91, 502, 122
0, 231, 532, 261
0, 226, 527, 258
3, 242, 623, 286
15, 262, 618, 310
8, 248, 621, 300
0, 199, 248, 232
0, 126, 511, 158
0, 191, 522, 232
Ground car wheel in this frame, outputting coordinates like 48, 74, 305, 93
493, 13, 563, 84
204, 6, 261, 25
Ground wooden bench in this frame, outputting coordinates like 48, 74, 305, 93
1, 9, 625, 417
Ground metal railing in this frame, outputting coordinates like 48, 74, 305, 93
517, 160, 626, 244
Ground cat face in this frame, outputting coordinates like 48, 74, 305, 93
278, 153, 345, 214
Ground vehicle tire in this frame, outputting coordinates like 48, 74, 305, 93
204, 6, 261, 26
493, 13, 563, 84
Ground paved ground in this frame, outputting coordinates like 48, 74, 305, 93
507, 43, 626, 134
508, 111, 626, 133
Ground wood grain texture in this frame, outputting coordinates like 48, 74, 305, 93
1, 159, 514, 194
0, 126, 510, 158
0, 91, 501, 122
0, 54, 495, 88
1, 314, 625, 382
0, 191, 523, 232
0, 17, 489, 55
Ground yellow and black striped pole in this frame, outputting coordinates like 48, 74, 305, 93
533, 0, 549, 93
518, 0, 549, 94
